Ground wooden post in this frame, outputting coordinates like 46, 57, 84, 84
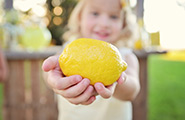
132, 50, 166, 120
132, 53, 148, 120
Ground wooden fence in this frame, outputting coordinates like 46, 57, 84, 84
3, 48, 60, 120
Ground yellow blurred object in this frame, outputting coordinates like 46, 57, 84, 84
134, 39, 143, 50
0, 28, 5, 48
59, 38, 127, 86
20, 25, 51, 51
134, 19, 150, 50
138, 19, 144, 27
162, 50, 185, 61
121, 0, 127, 7
150, 32, 160, 46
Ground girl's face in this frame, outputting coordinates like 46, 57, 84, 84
80, 0, 123, 44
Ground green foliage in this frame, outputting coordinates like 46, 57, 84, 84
148, 54, 185, 120
47, 0, 77, 45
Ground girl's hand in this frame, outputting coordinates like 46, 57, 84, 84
42, 56, 96, 105
94, 72, 127, 99
42, 56, 127, 104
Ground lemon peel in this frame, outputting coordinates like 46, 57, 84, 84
59, 38, 127, 86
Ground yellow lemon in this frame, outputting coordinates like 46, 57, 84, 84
58, 38, 127, 86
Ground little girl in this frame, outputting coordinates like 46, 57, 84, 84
42, 0, 140, 120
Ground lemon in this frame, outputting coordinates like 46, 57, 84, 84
58, 38, 127, 86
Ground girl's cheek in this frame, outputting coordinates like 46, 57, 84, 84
114, 23, 123, 32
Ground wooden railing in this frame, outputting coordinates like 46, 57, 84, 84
2, 47, 163, 120
3, 47, 61, 120
132, 50, 149, 120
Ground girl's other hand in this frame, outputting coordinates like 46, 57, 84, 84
94, 72, 127, 99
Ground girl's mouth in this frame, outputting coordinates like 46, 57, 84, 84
94, 32, 109, 39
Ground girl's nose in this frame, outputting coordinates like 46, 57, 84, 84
98, 15, 110, 28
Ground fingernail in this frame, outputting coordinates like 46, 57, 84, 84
76, 75, 82, 82
88, 86, 93, 92
122, 74, 126, 82
84, 79, 90, 85
96, 84, 102, 90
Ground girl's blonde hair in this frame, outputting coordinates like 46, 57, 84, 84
63, 0, 138, 48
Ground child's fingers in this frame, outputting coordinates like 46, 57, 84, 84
67, 85, 95, 105
48, 73, 83, 90
81, 96, 96, 105
117, 72, 127, 84
94, 82, 112, 99
42, 56, 59, 72
61, 78, 90, 98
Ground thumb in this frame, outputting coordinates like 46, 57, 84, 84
117, 72, 127, 84
42, 55, 59, 72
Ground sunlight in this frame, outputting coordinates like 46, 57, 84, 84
53, 6, 63, 16
129, 0, 137, 8
144, 0, 185, 50
159, 0, 185, 50
32, 5, 47, 17
13, 0, 47, 16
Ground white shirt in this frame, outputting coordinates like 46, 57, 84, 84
58, 95, 132, 120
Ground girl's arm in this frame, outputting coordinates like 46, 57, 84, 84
113, 53, 140, 101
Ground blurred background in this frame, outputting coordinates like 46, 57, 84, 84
0, 0, 77, 51
0, 0, 185, 120
0, 0, 185, 51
